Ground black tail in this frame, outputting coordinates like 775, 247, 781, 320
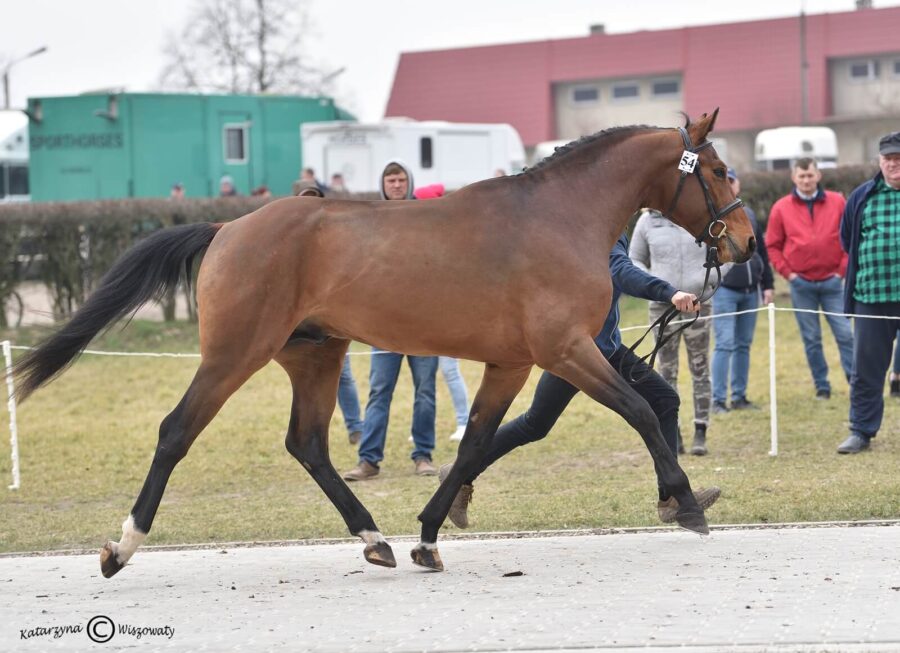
14, 222, 221, 401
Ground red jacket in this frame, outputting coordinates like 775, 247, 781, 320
764, 189, 848, 281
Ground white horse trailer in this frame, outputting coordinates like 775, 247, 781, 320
755, 126, 838, 171
0, 111, 29, 202
301, 119, 526, 193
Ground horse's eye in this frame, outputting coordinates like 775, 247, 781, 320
713, 168, 727, 179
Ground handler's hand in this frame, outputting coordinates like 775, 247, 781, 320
671, 291, 700, 312
763, 289, 774, 305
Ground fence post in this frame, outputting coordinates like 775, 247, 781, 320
768, 303, 778, 456
3, 340, 20, 489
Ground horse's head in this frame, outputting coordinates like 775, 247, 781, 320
648, 109, 755, 264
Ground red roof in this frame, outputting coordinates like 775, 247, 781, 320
386, 7, 900, 146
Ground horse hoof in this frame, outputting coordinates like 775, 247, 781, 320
100, 542, 125, 578
410, 544, 444, 571
364, 541, 397, 568
676, 510, 710, 535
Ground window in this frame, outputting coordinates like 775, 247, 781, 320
571, 86, 599, 103
223, 124, 247, 163
0, 165, 6, 199
849, 59, 879, 81
611, 83, 640, 100
420, 137, 433, 169
8, 165, 28, 196
893, 59, 900, 78
652, 79, 680, 97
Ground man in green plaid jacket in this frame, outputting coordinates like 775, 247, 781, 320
838, 131, 900, 454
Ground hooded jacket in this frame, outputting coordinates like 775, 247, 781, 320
379, 160, 415, 199
629, 210, 720, 299
721, 206, 774, 292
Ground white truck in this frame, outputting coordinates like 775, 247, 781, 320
755, 126, 838, 171
0, 110, 29, 202
301, 119, 526, 193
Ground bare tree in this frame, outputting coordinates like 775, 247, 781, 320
158, 0, 332, 95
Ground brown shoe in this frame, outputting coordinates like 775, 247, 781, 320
414, 458, 437, 476
657, 487, 721, 523
348, 430, 362, 446
342, 460, 379, 481
439, 462, 474, 529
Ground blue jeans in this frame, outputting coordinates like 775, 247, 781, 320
712, 286, 759, 404
893, 329, 900, 375
439, 356, 469, 426
788, 276, 854, 392
357, 348, 438, 465
849, 302, 900, 438
337, 356, 363, 435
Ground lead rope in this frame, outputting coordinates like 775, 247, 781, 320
620, 246, 722, 383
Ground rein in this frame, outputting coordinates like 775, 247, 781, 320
621, 127, 742, 383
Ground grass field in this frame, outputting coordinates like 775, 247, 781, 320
0, 286, 898, 553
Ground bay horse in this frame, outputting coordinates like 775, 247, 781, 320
14, 110, 754, 577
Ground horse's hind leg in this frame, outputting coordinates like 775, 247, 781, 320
276, 340, 396, 568
100, 358, 259, 578
541, 335, 706, 534
413, 363, 531, 571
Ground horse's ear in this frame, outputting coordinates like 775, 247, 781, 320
690, 108, 720, 142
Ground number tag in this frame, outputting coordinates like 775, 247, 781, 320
678, 150, 699, 174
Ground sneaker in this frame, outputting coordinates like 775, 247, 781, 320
816, 388, 831, 400
730, 397, 757, 410
711, 400, 729, 414
439, 462, 474, 528
891, 378, 900, 398
342, 460, 379, 481
414, 457, 437, 476
657, 487, 722, 523
348, 430, 362, 446
836, 434, 870, 454
448, 425, 466, 441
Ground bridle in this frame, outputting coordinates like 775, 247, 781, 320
622, 127, 745, 382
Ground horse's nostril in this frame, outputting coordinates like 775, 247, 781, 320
748, 236, 757, 253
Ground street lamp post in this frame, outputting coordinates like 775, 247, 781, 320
3, 46, 48, 110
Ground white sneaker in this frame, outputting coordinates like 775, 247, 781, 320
449, 426, 466, 441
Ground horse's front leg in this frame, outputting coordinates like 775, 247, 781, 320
277, 341, 396, 569
541, 335, 707, 534
412, 363, 531, 571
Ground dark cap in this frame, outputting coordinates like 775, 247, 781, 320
726, 167, 738, 181
880, 132, 900, 156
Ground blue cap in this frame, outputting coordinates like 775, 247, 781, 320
726, 167, 738, 181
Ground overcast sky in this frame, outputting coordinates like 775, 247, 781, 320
2, 0, 899, 121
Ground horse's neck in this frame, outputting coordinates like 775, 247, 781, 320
524, 132, 666, 241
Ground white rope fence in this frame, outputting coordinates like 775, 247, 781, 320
5, 304, 899, 489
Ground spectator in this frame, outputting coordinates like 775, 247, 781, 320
711, 168, 774, 412
301, 167, 328, 194
836, 131, 900, 454
170, 182, 185, 199
412, 182, 471, 441
342, 161, 439, 480
329, 173, 348, 193
630, 208, 718, 456
219, 175, 239, 197
439, 234, 720, 528
494, 168, 507, 177
765, 158, 853, 399
251, 185, 271, 198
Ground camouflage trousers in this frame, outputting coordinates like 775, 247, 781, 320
648, 301, 712, 425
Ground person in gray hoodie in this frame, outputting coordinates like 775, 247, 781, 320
630, 208, 721, 456
342, 160, 440, 481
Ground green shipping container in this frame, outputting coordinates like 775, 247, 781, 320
26, 92, 354, 201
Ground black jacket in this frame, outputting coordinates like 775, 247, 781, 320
721, 206, 774, 292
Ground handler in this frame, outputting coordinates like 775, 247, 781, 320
440, 233, 721, 528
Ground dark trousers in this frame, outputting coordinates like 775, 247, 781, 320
850, 302, 900, 438
468, 345, 680, 492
